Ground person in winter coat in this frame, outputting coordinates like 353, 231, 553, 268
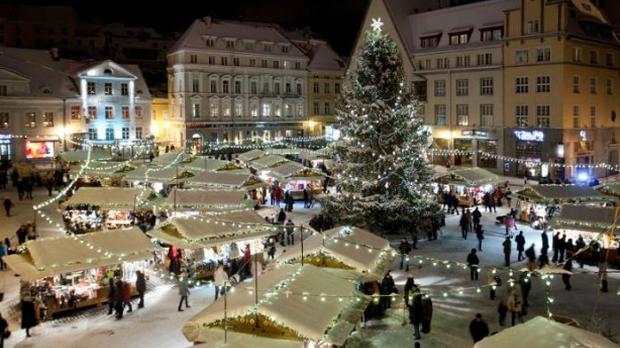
16, 226, 27, 245
380, 272, 398, 310
467, 249, 480, 281
541, 231, 549, 256
114, 280, 124, 319
515, 231, 526, 261
562, 259, 573, 290
408, 287, 424, 340
107, 278, 115, 315
519, 272, 531, 307
123, 281, 132, 313
506, 289, 523, 326
504, 215, 515, 236
403, 275, 416, 308
398, 239, 412, 270
552, 232, 560, 262
3, 198, 12, 217
420, 296, 433, 334
497, 298, 508, 326
475, 225, 484, 252
525, 243, 536, 263
214, 262, 229, 300
472, 207, 482, 228
575, 235, 586, 268
177, 275, 191, 311
558, 233, 567, 262
135, 271, 146, 308
489, 273, 501, 300
277, 209, 286, 225
285, 219, 295, 245
503, 237, 512, 267
459, 214, 469, 239
469, 313, 490, 343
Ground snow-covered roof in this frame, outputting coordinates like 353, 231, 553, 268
5, 228, 156, 281
183, 264, 369, 344
551, 204, 616, 234
64, 187, 147, 208
162, 189, 250, 210
237, 149, 266, 162
268, 161, 323, 181
306, 41, 346, 72
250, 154, 288, 170
474, 316, 617, 348
435, 167, 500, 187
171, 18, 306, 57
152, 151, 193, 166
596, 183, 620, 197
275, 226, 395, 280
186, 171, 264, 189
123, 165, 195, 183
80, 162, 135, 178
513, 185, 610, 204
186, 158, 248, 173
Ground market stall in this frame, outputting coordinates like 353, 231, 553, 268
248, 154, 288, 172
161, 189, 252, 212
182, 264, 370, 347
148, 210, 275, 279
78, 162, 135, 186
4, 228, 156, 319
236, 149, 265, 164
60, 149, 112, 163
152, 150, 194, 167
434, 167, 502, 206
551, 204, 619, 248
595, 183, 620, 199
297, 148, 332, 169
185, 171, 266, 203
265, 161, 324, 200
124, 164, 196, 193
62, 187, 152, 232
186, 158, 250, 175
511, 185, 612, 226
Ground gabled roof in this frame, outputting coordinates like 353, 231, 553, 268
513, 185, 610, 204
76, 60, 137, 79
306, 41, 346, 72
551, 204, 616, 234
434, 167, 500, 187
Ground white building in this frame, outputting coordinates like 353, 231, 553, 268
0, 47, 151, 161
168, 17, 309, 146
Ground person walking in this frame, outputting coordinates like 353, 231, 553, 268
285, 219, 295, 245
558, 233, 567, 263
303, 188, 309, 209
408, 287, 424, 340
177, 275, 191, 311
16, 226, 27, 245
506, 289, 523, 326
515, 231, 526, 261
575, 235, 586, 268
420, 295, 433, 334
399, 239, 412, 270
214, 262, 228, 300
469, 313, 490, 343
459, 214, 468, 239
475, 225, 484, 252
562, 259, 573, 291
135, 271, 146, 309
123, 281, 133, 313
504, 215, 515, 236
114, 279, 124, 319
519, 272, 531, 307
503, 237, 512, 267
277, 208, 286, 225
497, 298, 508, 326
541, 231, 549, 256
3, 198, 12, 217
489, 273, 501, 300
465, 208, 473, 235
467, 249, 479, 281
472, 206, 482, 228
107, 278, 115, 315
551, 232, 560, 262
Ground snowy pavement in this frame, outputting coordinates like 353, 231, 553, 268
1, 188, 619, 348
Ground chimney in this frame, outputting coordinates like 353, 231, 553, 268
203, 16, 212, 27
50, 47, 59, 61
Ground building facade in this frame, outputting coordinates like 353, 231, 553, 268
151, 96, 184, 148
503, 0, 620, 179
168, 17, 310, 147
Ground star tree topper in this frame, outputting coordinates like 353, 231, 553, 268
371, 17, 384, 32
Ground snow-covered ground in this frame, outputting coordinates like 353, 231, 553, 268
1, 187, 619, 348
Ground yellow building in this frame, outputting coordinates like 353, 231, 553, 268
151, 96, 184, 147
503, 0, 620, 180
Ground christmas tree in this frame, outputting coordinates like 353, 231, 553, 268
322, 18, 439, 232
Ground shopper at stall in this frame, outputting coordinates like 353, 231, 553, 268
107, 278, 115, 315
16, 225, 27, 245
136, 271, 146, 309
20, 282, 37, 337
114, 279, 124, 319
123, 281, 133, 313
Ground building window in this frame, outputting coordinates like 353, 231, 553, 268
313, 102, 320, 114
480, 104, 493, 127
573, 105, 580, 128
607, 79, 613, 95
0, 112, 7, 129
70, 106, 81, 120
208, 56, 215, 65
245, 41, 254, 50
456, 56, 470, 67
480, 27, 502, 41
206, 38, 215, 47
273, 61, 279, 69
296, 83, 302, 95
536, 48, 551, 62
324, 103, 330, 115
105, 128, 114, 141
449, 32, 469, 45
295, 62, 301, 70
590, 77, 597, 94
135, 106, 142, 119
250, 104, 258, 117
87, 82, 96, 95
590, 105, 597, 128
420, 35, 440, 48
210, 101, 218, 117
88, 128, 97, 140
261, 60, 268, 68
210, 80, 217, 93
434, 80, 446, 97
136, 127, 142, 139
192, 79, 200, 93
249, 58, 256, 67
606, 53, 614, 67
536, 105, 550, 128
527, 20, 540, 34
573, 76, 580, 94
313, 82, 319, 93
104, 83, 113, 95
225, 40, 234, 49
480, 78, 493, 96
590, 50, 598, 64
434, 104, 446, 126
87, 106, 96, 118
122, 106, 129, 119
233, 57, 239, 66
536, 76, 550, 93
515, 105, 528, 127
250, 81, 257, 94
455, 79, 468, 96
105, 106, 114, 119
296, 104, 303, 117
573, 47, 581, 62
264, 44, 272, 52
262, 103, 271, 117
281, 45, 289, 53
235, 81, 241, 94
324, 83, 330, 94
223, 80, 230, 94
122, 127, 129, 140
221, 57, 228, 65
515, 50, 528, 64
272, 82, 279, 95
0, 85, 7, 96
515, 77, 528, 94
223, 101, 231, 117
234, 101, 243, 117
192, 103, 200, 118
190, 54, 197, 64
456, 104, 469, 126
477, 53, 492, 66
121, 83, 128, 96
335, 83, 340, 94
263, 82, 269, 94
285, 83, 291, 94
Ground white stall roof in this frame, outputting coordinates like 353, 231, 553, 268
162, 189, 249, 209
64, 187, 147, 208
250, 154, 289, 170
237, 149, 265, 162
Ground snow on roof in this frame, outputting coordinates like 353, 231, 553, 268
123, 165, 195, 183
275, 226, 395, 279
162, 189, 250, 209
186, 171, 264, 189
435, 167, 500, 187
514, 185, 609, 203
64, 187, 146, 208
551, 204, 616, 234
5, 228, 156, 281
183, 264, 369, 344
268, 161, 323, 181
237, 149, 266, 162
151, 151, 191, 166
186, 157, 248, 173
474, 316, 617, 348
306, 41, 345, 72
249, 154, 289, 170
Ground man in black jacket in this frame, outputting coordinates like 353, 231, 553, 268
467, 249, 479, 281
469, 313, 490, 343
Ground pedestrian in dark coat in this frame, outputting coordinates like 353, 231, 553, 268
21, 300, 37, 337
541, 231, 549, 256
136, 271, 146, 308
472, 207, 481, 228
303, 188, 309, 208
562, 259, 573, 290
114, 280, 124, 319
177, 276, 190, 311
380, 272, 397, 310
277, 208, 286, 224
107, 278, 115, 315
475, 225, 484, 251
515, 231, 526, 261
123, 281, 132, 313
398, 239, 412, 270
0, 312, 8, 347
408, 287, 423, 340
558, 233, 567, 262
3, 199, 12, 217
552, 232, 560, 262
525, 243, 536, 262
575, 235, 586, 268
421, 296, 433, 334
467, 249, 479, 281
459, 214, 468, 239
503, 237, 512, 267
285, 219, 295, 245
538, 252, 549, 268
519, 272, 531, 307
469, 313, 490, 343
16, 226, 27, 245
497, 298, 508, 326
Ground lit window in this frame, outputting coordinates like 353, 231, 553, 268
122, 106, 129, 119
515, 105, 528, 127
42, 112, 54, 127
480, 104, 493, 127
135, 106, 142, 119
71, 106, 81, 120
87, 82, 96, 95
136, 127, 142, 139
105, 106, 114, 119
456, 104, 469, 126
536, 105, 550, 128
434, 104, 446, 125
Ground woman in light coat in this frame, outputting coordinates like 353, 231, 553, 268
213, 262, 228, 300
506, 289, 523, 326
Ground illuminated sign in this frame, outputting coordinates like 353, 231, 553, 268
462, 130, 489, 138
579, 130, 587, 141
514, 130, 544, 142
25, 141, 54, 159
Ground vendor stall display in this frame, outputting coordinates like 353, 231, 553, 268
265, 161, 324, 200
551, 204, 619, 248
434, 167, 501, 206
78, 162, 135, 186
182, 264, 370, 347
161, 189, 252, 211
237, 149, 265, 164
4, 228, 156, 319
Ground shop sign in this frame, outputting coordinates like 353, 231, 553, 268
514, 130, 544, 142
462, 130, 489, 138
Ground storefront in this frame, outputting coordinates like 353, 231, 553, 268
434, 167, 502, 206
4, 228, 156, 319
504, 128, 563, 180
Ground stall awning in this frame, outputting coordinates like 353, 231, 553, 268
434, 167, 500, 187
269, 161, 324, 182
5, 228, 156, 281
152, 151, 193, 166
265, 147, 301, 156
249, 154, 288, 170
551, 204, 616, 234
275, 226, 396, 280
123, 165, 195, 183
183, 264, 369, 344
186, 171, 264, 189
64, 187, 149, 208
513, 185, 610, 204
191, 332, 304, 348
187, 158, 249, 173
162, 189, 250, 210
237, 149, 265, 162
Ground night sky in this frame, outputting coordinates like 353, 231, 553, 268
2, 0, 370, 57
